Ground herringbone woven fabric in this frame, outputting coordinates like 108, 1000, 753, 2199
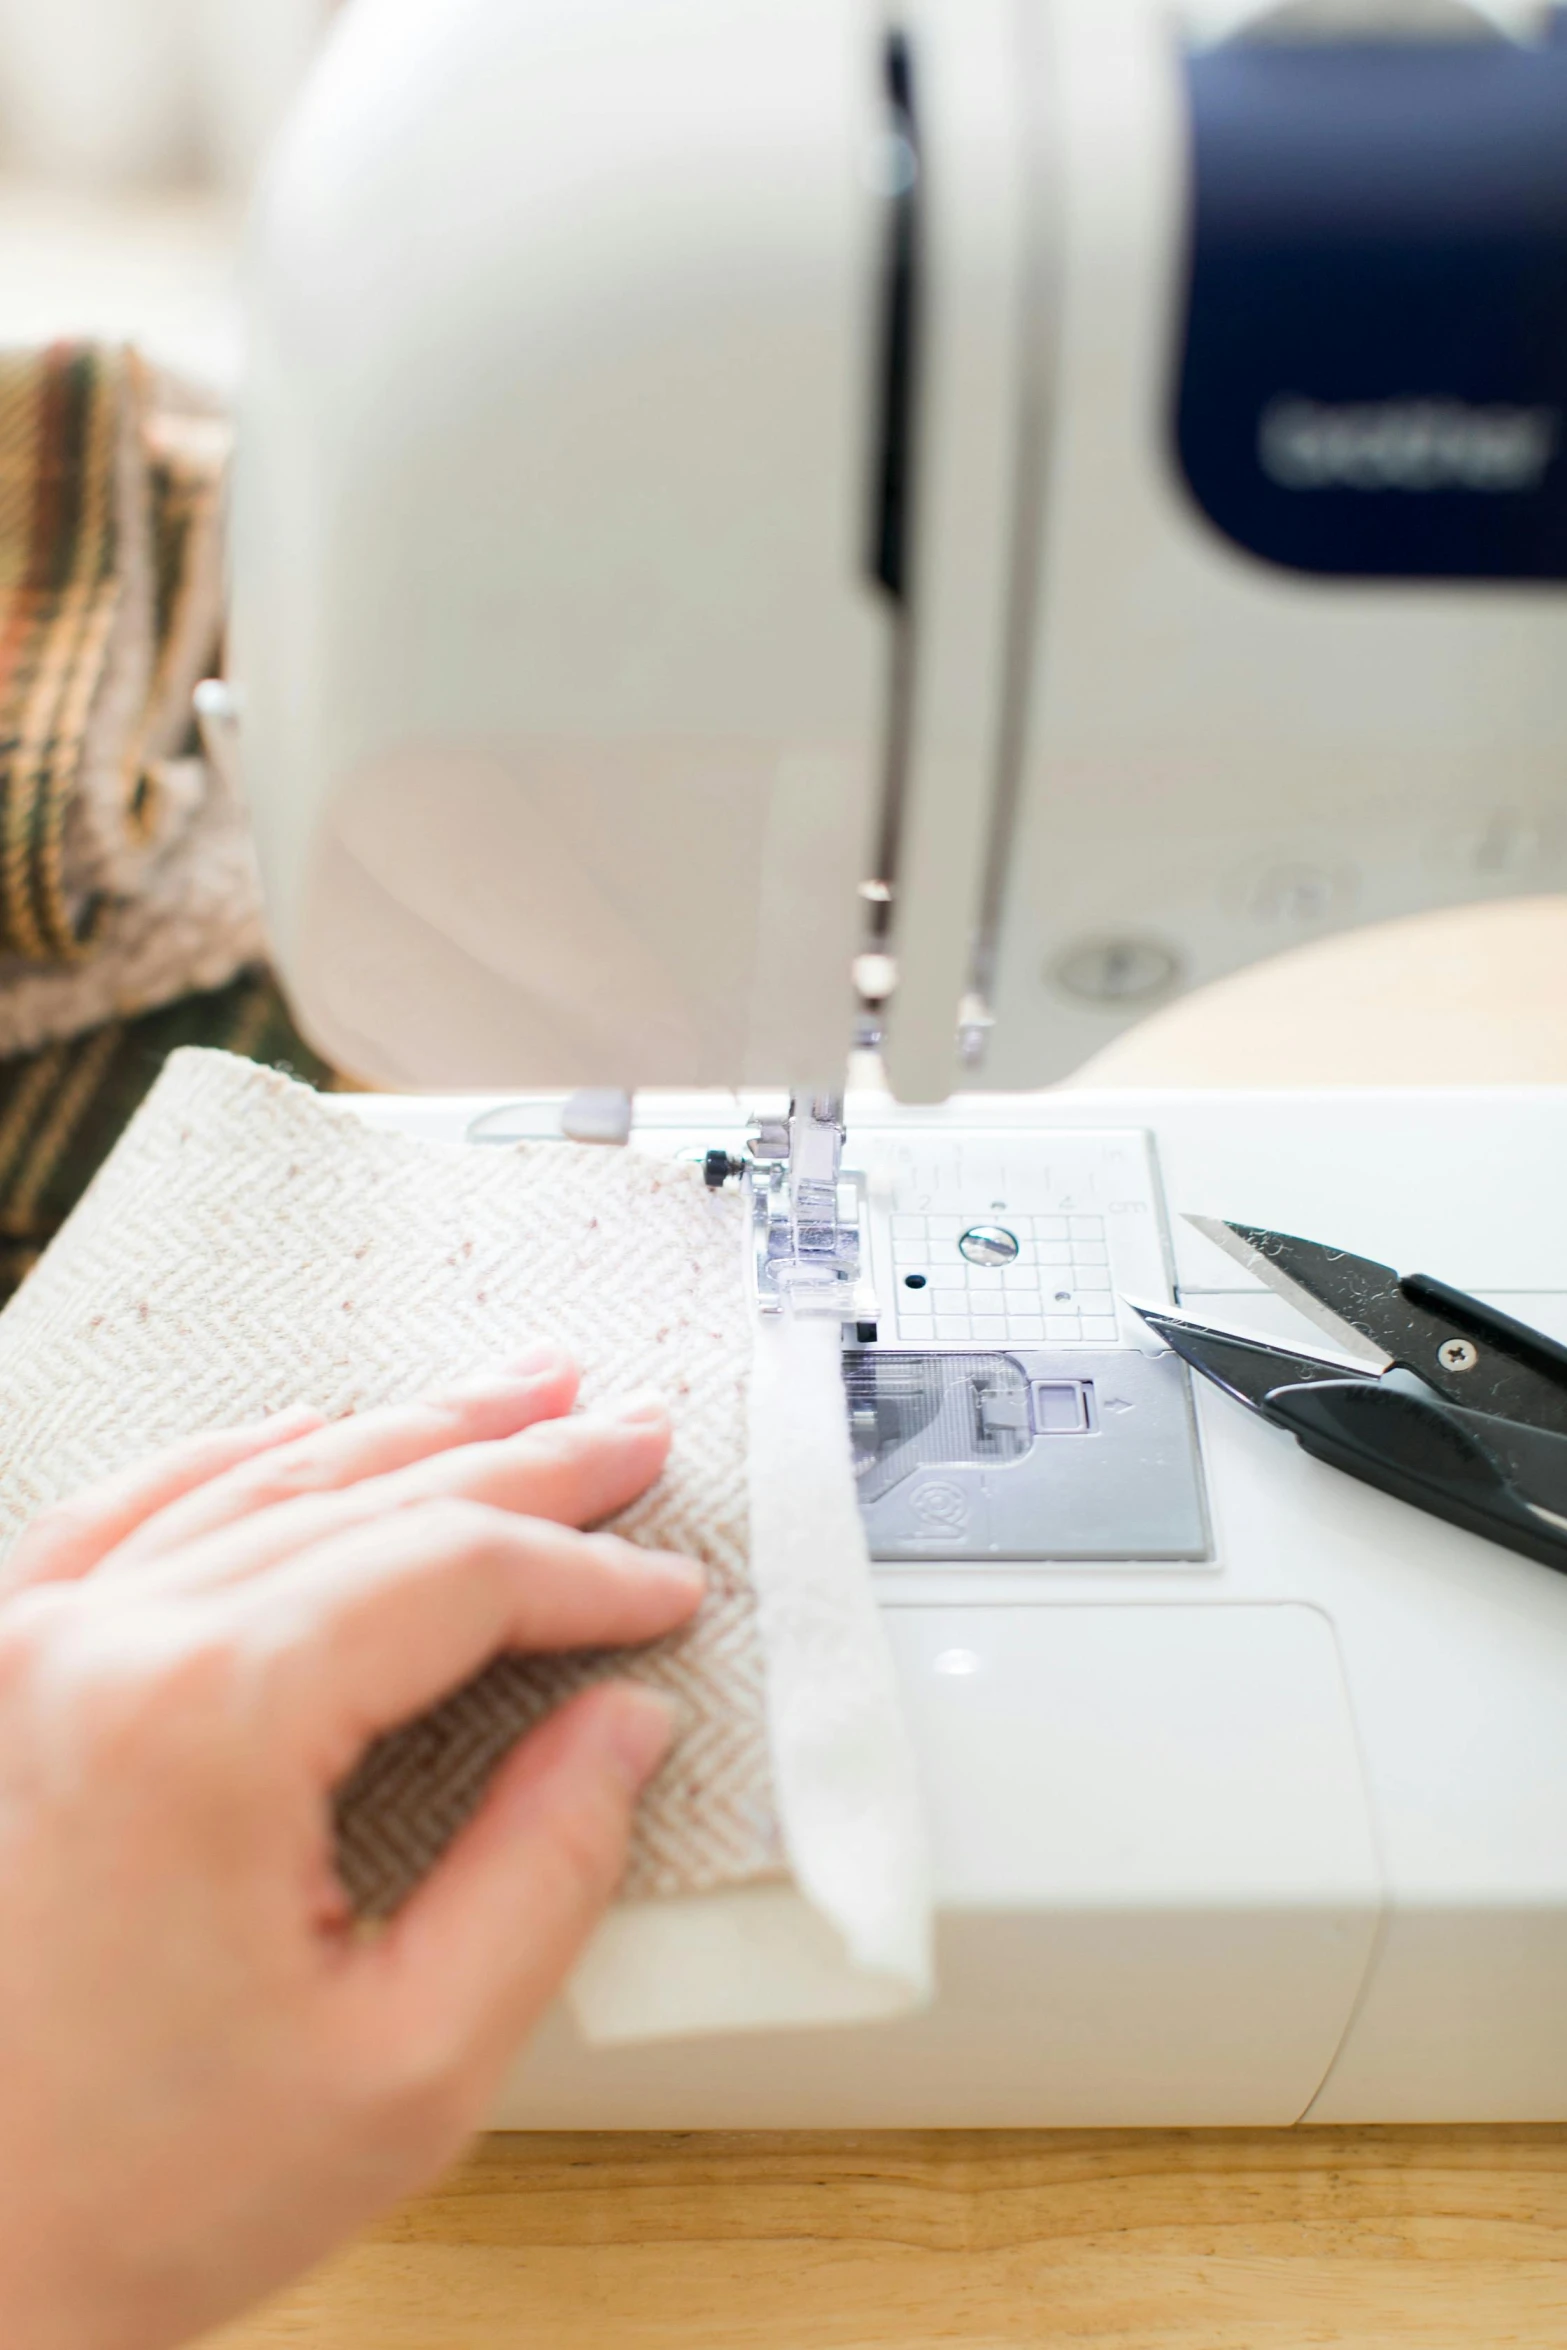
0, 1048, 784, 1915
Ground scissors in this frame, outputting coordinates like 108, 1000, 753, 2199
1129, 1218, 1567, 1573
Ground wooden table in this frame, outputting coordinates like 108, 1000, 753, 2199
212, 2128, 1567, 2348
213, 900, 1567, 2350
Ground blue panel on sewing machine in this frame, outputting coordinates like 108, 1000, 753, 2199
1176, 20, 1567, 579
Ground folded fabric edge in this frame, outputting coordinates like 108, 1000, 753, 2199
566, 1880, 917, 2045
746, 1310, 935, 2008
565, 1308, 934, 2050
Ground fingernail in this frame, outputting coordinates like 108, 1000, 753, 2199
263, 1403, 320, 1433
609, 1393, 669, 1427
451, 1345, 573, 1396
605, 1686, 680, 1789
643, 1547, 705, 1596
504, 1342, 573, 1379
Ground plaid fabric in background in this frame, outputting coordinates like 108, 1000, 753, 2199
0, 341, 127, 963
0, 340, 222, 964
0, 343, 342, 1307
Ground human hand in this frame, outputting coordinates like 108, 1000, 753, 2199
0, 1345, 700, 2350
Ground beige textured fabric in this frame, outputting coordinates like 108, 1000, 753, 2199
0, 1048, 785, 1914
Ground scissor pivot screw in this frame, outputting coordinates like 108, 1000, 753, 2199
1438, 1338, 1479, 1373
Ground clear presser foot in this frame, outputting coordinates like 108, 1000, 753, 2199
705, 1093, 877, 1332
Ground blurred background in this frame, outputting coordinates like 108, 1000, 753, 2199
0, 0, 346, 1297
0, 0, 338, 389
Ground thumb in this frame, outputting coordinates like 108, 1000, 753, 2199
364, 1680, 675, 2063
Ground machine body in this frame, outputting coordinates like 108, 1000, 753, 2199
233, 0, 1567, 1101
230, 0, 1567, 2121
350, 1080, 1567, 2127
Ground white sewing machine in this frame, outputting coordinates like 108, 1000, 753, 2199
222, 0, 1567, 2121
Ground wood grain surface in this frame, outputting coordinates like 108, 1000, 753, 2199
209, 2127, 1567, 2349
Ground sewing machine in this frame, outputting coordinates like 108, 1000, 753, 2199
222, 0, 1567, 2121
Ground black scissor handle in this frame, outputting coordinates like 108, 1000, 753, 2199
1402, 1271, 1567, 1392
1264, 1370, 1567, 1575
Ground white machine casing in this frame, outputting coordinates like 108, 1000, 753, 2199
232, 0, 1567, 1100
342, 1081, 1567, 2129
231, 0, 1567, 2123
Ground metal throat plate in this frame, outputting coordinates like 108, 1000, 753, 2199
844, 1345, 1209, 1563
846, 1126, 1211, 1564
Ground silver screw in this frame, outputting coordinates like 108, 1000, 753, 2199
1438, 1338, 1479, 1374
960, 1224, 1020, 1268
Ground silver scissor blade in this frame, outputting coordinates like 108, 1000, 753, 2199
1183, 1215, 1394, 1371
1127, 1300, 1380, 1414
